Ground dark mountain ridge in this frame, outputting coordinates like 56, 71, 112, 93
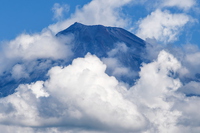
57, 22, 145, 57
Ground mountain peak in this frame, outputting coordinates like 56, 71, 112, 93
56, 22, 147, 84
72, 22, 85, 27
72, 22, 102, 27
57, 22, 145, 48
60, 22, 106, 34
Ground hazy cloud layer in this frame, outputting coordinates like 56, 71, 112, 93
102, 42, 137, 80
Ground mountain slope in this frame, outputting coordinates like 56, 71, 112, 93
0, 22, 147, 97
57, 22, 145, 57
57, 22, 147, 83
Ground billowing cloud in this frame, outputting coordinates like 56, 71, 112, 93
136, 9, 190, 43
128, 50, 182, 132
0, 53, 147, 133
1, 44, 200, 132
167, 44, 200, 80
0, 30, 73, 76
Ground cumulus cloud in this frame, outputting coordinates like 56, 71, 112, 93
130, 50, 182, 106
134, 0, 198, 44
0, 54, 147, 132
49, 0, 133, 33
136, 9, 190, 43
128, 50, 183, 133
165, 44, 200, 80
141, 38, 200, 132
4, 30, 72, 61
0, 29, 73, 77
1, 46, 200, 132
144, 39, 200, 97
0, 27, 74, 97
52, 3, 70, 21
45, 53, 147, 131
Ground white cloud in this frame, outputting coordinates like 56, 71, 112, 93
130, 50, 182, 107
4, 30, 72, 61
129, 50, 182, 132
102, 42, 138, 79
11, 64, 29, 79
45, 53, 147, 131
0, 125, 35, 133
49, 0, 133, 33
186, 52, 200, 66
1, 49, 200, 132
136, 9, 190, 43
107, 42, 128, 57
0, 53, 147, 132
102, 57, 136, 78
173, 96, 200, 132
177, 51, 200, 78
28, 81, 49, 98
179, 81, 200, 95
52, 3, 70, 21
161, 0, 196, 10
171, 44, 200, 79
0, 29, 73, 77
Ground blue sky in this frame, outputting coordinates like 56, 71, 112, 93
0, 0, 91, 40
